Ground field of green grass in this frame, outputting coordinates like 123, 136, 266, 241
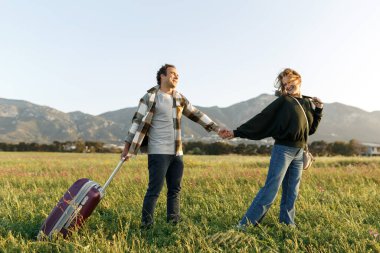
0, 152, 379, 252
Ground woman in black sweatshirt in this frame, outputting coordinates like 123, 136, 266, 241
222, 68, 323, 228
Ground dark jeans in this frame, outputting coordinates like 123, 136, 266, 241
142, 154, 184, 225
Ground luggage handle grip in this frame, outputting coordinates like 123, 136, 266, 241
102, 157, 125, 192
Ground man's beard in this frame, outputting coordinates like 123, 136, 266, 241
168, 81, 177, 88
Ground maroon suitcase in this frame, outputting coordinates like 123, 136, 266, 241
37, 159, 125, 240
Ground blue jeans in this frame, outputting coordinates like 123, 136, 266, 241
240, 144, 303, 226
142, 154, 184, 225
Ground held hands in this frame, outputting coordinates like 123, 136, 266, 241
218, 129, 234, 139
312, 97, 323, 109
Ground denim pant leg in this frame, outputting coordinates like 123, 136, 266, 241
165, 155, 184, 222
279, 149, 303, 225
142, 154, 171, 225
240, 144, 299, 226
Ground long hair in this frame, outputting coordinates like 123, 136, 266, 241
156, 64, 176, 85
274, 68, 302, 96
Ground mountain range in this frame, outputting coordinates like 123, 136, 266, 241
1, 95, 380, 144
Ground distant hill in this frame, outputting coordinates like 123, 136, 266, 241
0, 98, 123, 144
1, 95, 380, 144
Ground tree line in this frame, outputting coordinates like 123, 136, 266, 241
183, 139, 366, 156
0, 140, 120, 153
0, 139, 367, 156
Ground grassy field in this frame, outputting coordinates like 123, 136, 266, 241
0, 152, 379, 252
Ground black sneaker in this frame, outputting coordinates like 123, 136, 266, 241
140, 221, 153, 230
167, 216, 182, 225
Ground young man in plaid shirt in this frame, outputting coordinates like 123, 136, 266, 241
121, 64, 223, 228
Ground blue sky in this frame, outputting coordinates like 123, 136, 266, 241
1, 1, 379, 115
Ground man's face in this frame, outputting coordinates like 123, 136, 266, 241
161, 67, 179, 88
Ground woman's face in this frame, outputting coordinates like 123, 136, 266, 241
281, 75, 301, 96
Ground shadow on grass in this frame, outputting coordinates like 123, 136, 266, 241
89, 207, 124, 237
1, 207, 126, 241
0, 213, 46, 240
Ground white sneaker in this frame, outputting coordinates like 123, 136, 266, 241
235, 223, 246, 232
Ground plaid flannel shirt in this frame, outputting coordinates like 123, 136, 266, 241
125, 85, 220, 157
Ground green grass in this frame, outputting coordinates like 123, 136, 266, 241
0, 152, 379, 252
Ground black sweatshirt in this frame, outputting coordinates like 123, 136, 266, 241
233, 95, 323, 148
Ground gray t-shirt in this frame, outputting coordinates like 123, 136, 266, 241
148, 90, 175, 154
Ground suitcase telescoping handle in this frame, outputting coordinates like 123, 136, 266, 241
102, 157, 126, 192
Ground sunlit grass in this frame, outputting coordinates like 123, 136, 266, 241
0, 152, 379, 252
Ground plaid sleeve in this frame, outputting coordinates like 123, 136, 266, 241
182, 96, 220, 132
125, 94, 149, 143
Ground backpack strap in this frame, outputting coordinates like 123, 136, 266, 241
290, 96, 310, 150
